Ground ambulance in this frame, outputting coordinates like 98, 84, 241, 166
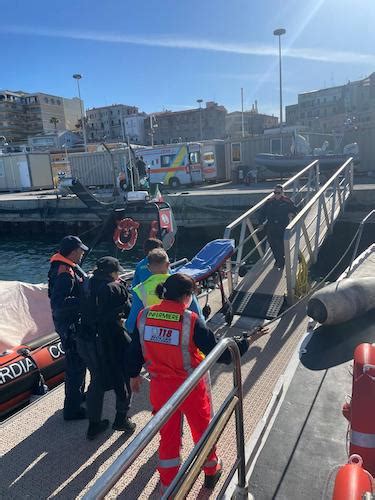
134, 143, 203, 188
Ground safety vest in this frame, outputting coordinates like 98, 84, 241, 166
133, 273, 169, 307
137, 300, 204, 380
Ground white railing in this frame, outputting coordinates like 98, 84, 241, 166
223, 160, 320, 294
284, 158, 354, 303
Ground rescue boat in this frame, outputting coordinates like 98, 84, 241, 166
0, 280, 65, 419
0, 333, 65, 419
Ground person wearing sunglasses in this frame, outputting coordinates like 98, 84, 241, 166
258, 184, 298, 270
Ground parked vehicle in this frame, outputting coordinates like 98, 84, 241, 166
134, 143, 203, 188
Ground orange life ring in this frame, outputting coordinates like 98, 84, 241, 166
113, 218, 140, 251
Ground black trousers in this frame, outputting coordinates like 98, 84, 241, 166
77, 337, 131, 423
267, 226, 286, 267
54, 320, 86, 418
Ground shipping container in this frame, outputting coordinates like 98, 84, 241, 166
69, 150, 130, 187
0, 153, 53, 192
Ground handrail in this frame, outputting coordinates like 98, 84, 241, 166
225, 160, 319, 232
83, 337, 247, 500
347, 209, 375, 273
284, 158, 354, 303
285, 157, 352, 229
223, 160, 320, 292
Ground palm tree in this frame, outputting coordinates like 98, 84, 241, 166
50, 116, 59, 131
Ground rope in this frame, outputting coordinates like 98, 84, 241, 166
294, 252, 309, 298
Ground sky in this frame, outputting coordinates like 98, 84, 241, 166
1, 0, 374, 117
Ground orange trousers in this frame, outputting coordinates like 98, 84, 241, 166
150, 377, 220, 487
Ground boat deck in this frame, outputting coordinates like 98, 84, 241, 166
1, 290, 310, 498
248, 244, 375, 499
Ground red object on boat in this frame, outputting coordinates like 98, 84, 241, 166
332, 455, 373, 500
346, 344, 375, 476
0, 333, 65, 419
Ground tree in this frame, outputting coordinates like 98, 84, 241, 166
50, 116, 59, 131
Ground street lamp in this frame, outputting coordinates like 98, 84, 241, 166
197, 99, 203, 140
73, 73, 88, 152
273, 28, 286, 136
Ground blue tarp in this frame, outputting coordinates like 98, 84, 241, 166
174, 239, 234, 282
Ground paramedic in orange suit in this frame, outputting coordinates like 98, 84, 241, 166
129, 273, 250, 491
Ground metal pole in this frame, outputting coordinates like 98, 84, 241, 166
73, 75, 87, 152
273, 29, 286, 138
241, 88, 245, 138
278, 35, 283, 135
197, 99, 203, 141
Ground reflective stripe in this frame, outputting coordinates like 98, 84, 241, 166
138, 283, 147, 306
138, 308, 149, 355
203, 459, 218, 468
351, 430, 375, 448
158, 457, 181, 468
181, 310, 193, 374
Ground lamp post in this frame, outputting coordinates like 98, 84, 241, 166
73, 73, 87, 152
197, 99, 203, 140
273, 28, 286, 137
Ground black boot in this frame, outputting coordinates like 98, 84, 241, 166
112, 413, 136, 434
86, 419, 109, 440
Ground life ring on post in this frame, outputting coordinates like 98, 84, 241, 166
113, 218, 140, 251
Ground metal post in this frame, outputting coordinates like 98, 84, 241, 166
73, 74, 87, 152
197, 99, 203, 140
241, 88, 245, 138
273, 29, 286, 136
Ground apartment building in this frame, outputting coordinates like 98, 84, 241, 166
285, 72, 375, 132
225, 104, 278, 138
86, 104, 145, 143
144, 101, 227, 145
0, 90, 83, 142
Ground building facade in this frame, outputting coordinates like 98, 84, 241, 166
144, 101, 227, 145
86, 104, 145, 143
285, 73, 375, 133
0, 90, 83, 142
225, 106, 278, 138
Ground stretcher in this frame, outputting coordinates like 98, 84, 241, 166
173, 239, 235, 320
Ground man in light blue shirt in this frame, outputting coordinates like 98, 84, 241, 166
126, 248, 204, 333
132, 238, 165, 288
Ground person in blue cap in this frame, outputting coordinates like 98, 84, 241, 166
48, 235, 88, 420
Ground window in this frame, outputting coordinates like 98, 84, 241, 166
189, 151, 200, 163
203, 152, 214, 165
270, 138, 282, 154
160, 154, 175, 167
57, 99, 61, 105
44, 97, 49, 103
231, 142, 241, 162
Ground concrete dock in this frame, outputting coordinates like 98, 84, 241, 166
0, 179, 374, 231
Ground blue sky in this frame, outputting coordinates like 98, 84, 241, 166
1, 0, 374, 117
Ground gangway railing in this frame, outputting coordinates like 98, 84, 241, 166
83, 338, 248, 500
224, 160, 320, 293
284, 157, 354, 303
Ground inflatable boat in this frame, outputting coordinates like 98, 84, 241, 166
0, 281, 64, 419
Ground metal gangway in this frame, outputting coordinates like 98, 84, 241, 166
224, 158, 354, 309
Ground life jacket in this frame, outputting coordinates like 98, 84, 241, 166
133, 273, 169, 307
48, 253, 87, 318
137, 299, 204, 380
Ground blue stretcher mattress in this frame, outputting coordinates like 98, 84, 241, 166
174, 239, 234, 282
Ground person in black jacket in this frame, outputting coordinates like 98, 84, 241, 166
48, 235, 88, 420
258, 185, 298, 270
77, 256, 136, 440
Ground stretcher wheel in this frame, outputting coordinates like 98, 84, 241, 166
202, 304, 211, 320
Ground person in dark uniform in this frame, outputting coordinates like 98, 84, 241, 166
135, 156, 146, 178
48, 235, 88, 420
258, 185, 298, 270
77, 256, 136, 440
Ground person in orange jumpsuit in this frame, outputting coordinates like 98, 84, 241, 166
129, 273, 250, 491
